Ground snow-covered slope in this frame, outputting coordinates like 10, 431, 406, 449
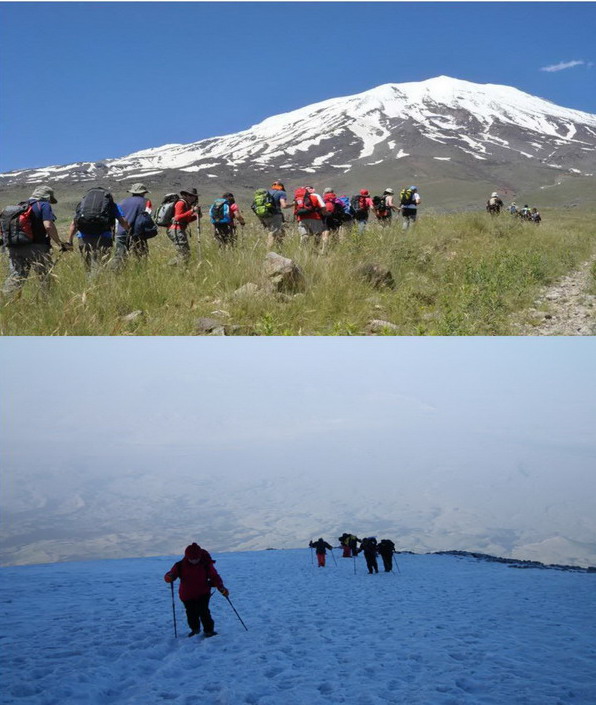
1, 550, 594, 705
2, 76, 596, 187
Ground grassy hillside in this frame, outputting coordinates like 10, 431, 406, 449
1, 209, 594, 336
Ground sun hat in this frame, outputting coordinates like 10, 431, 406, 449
360, 189, 369, 196
128, 183, 150, 195
31, 185, 57, 204
384, 188, 394, 194
180, 187, 199, 198
323, 187, 334, 194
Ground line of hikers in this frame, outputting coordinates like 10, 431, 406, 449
486, 192, 542, 223
310, 534, 397, 573
0, 181, 423, 293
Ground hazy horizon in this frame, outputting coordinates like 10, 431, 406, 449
1, 337, 595, 567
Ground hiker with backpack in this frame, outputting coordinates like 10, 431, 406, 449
112, 183, 157, 268
309, 538, 334, 567
322, 188, 350, 240
400, 186, 421, 230
530, 207, 542, 224
252, 181, 291, 248
1, 185, 72, 296
164, 542, 229, 638
294, 186, 330, 251
373, 188, 399, 226
377, 539, 396, 572
210, 192, 245, 248
358, 537, 379, 574
68, 187, 130, 276
351, 189, 374, 234
166, 188, 200, 265
486, 192, 504, 215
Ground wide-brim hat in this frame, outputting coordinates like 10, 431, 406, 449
180, 187, 199, 197
31, 185, 57, 204
384, 188, 394, 194
128, 182, 150, 195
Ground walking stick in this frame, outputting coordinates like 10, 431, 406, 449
196, 204, 201, 260
224, 594, 248, 631
330, 548, 338, 566
170, 582, 178, 638
393, 554, 401, 574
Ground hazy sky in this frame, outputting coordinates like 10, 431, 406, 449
1, 2, 595, 171
2, 337, 595, 565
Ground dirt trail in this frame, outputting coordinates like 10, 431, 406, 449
513, 255, 596, 336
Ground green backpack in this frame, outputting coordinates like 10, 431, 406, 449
400, 188, 414, 206
251, 189, 276, 218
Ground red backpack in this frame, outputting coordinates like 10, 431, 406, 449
0, 201, 37, 247
294, 187, 319, 218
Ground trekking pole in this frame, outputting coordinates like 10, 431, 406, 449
170, 582, 178, 638
392, 554, 401, 574
224, 594, 248, 631
196, 205, 201, 260
353, 554, 357, 574
330, 548, 338, 566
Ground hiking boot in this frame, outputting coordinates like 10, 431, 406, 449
187, 630, 200, 638
203, 631, 218, 638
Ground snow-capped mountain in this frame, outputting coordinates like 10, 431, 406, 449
2, 76, 596, 190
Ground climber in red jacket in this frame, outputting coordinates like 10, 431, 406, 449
164, 542, 229, 638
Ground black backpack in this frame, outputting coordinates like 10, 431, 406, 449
350, 195, 368, 221
0, 201, 39, 247
154, 194, 180, 227
75, 188, 115, 235
131, 207, 158, 240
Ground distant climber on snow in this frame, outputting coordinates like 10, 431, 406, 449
309, 538, 333, 567
377, 539, 397, 572
164, 542, 229, 638
358, 537, 379, 574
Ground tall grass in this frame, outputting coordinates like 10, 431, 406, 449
1, 210, 594, 335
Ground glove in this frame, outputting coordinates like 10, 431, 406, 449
164, 572, 174, 583
218, 587, 229, 597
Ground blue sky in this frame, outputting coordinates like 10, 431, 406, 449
1, 1, 595, 172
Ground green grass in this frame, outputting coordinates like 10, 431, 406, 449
1, 210, 594, 335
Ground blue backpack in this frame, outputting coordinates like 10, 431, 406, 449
338, 196, 354, 219
209, 198, 232, 224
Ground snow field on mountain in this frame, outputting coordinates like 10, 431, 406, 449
1, 550, 595, 705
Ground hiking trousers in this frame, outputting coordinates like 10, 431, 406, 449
167, 227, 191, 264
364, 554, 379, 574
182, 594, 215, 633
3, 244, 53, 295
316, 553, 326, 567
78, 234, 112, 275
402, 209, 417, 230
380, 553, 393, 572
114, 232, 148, 265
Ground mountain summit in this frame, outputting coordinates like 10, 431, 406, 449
2, 76, 595, 195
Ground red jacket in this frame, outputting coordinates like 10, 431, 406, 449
164, 552, 224, 600
172, 199, 197, 229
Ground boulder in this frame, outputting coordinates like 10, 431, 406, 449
356, 263, 395, 290
263, 252, 306, 294
365, 319, 400, 335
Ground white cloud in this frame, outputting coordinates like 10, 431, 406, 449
540, 60, 585, 73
